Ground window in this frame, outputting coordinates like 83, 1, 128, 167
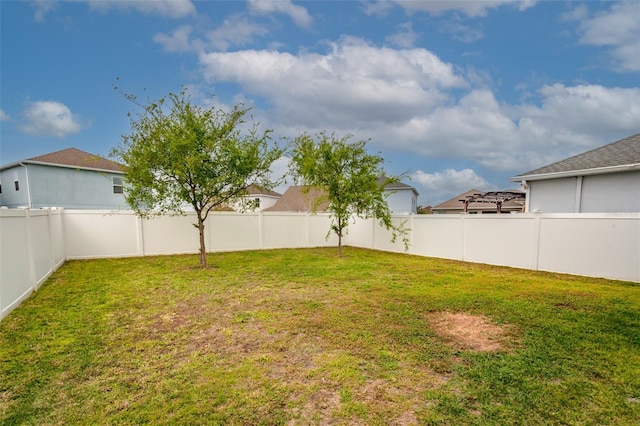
14, 181, 19, 191
113, 176, 123, 194
254, 197, 261, 208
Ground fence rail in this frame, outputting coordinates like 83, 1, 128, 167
2, 209, 638, 320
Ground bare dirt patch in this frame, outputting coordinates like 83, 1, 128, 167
428, 311, 511, 352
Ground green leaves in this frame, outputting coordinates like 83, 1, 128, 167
112, 87, 283, 266
289, 132, 408, 255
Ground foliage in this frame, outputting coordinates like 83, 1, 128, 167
1, 248, 639, 424
112, 87, 283, 267
289, 132, 407, 255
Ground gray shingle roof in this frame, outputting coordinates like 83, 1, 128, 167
514, 133, 640, 178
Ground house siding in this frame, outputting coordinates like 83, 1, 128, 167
385, 189, 417, 214
0, 166, 30, 208
528, 178, 578, 213
528, 171, 640, 213
580, 171, 640, 213
1, 164, 127, 209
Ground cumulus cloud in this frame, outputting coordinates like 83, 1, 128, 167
21, 101, 83, 137
248, 0, 313, 28
196, 36, 640, 174
574, 2, 640, 72
199, 37, 467, 129
411, 168, 497, 205
0, 110, 9, 122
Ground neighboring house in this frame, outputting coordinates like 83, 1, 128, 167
381, 177, 419, 214
263, 186, 329, 212
0, 147, 127, 209
264, 179, 419, 214
432, 189, 525, 214
233, 185, 281, 212
510, 133, 640, 213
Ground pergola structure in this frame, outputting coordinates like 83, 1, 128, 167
461, 190, 526, 214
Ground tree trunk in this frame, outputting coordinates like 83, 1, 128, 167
197, 213, 207, 268
337, 217, 343, 257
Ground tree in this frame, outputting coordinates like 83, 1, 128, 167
112, 88, 283, 267
289, 132, 408, 256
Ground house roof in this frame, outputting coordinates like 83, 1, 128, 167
2, 147, 124, 173
378, 176, 420, 195
263, 186, 330, 212
512, 133, 640, 181
432, 189, 524, 212
245, 185, 281, 198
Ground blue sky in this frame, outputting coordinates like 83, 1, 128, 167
1, 0, 639, 206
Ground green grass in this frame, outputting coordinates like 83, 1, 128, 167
1, 247, 639, 425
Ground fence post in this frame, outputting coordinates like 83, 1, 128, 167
24, 209, 37, 290
531, 212, 542, 271
136, 215, 145, 257
460, 214, 466, 261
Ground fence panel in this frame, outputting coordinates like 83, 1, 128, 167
0, 209, 32, 319
538, 214, 640, 282
411, 215, 464, 260
208, 212, 262, 252
462, 215, 536, 268
142, 214, 200, 255
64, 210, 141, 259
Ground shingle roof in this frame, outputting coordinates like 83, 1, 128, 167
245, 185, 281, 197
263, 186, 330, 212
24, 147, 123, 172
377, 176, 420, 195
514, 133, 640, 178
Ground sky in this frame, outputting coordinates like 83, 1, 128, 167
1, 0, 639, 206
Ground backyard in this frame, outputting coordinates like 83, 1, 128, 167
1, 247, 639, 425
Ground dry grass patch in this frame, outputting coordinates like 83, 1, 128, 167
428, 311, 513, 352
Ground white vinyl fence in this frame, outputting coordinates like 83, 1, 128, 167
1, 209, 639, 320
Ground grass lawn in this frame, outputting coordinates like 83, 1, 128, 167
1, 247, 639, 425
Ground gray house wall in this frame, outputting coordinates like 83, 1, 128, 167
527, 171, 640, 213
1, 164, 127, 209
0, 166, 29, 207
580, 171, 640, 213
385, 189, 417, 214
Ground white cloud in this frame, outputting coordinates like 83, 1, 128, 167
248, 0, 313, 28
154, 25, 202, 53
0, 110, 9, 122
411, 169, 497, 205
207, 15, 270, 51
86, 0, 196, 18
21, 101, 83, 137
575, 2, 640, 72
199, 37, 467, 129
197, 39, 639, 177
386, 22, 418, 48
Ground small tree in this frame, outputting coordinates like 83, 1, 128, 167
289, 132, 407, 256
112, 88, 283, 267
